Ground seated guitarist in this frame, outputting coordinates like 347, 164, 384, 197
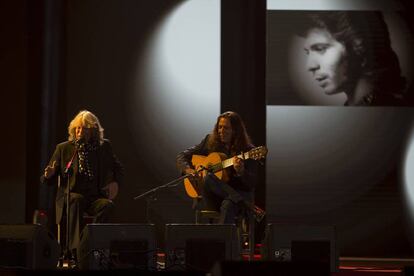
176, 111, 264, 224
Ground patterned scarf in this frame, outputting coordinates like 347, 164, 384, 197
75, 139, 98, 181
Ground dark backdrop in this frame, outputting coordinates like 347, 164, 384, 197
2, 0, 413, 258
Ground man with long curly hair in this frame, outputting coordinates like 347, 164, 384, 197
177, 111, 264, 224
298, 11, 407, 105
41, 110, 123, 264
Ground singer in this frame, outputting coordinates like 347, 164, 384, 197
41, 110, 124, 264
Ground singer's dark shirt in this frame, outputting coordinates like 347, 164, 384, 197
72, 150, 100, 199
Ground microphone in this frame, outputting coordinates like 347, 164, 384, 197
64, 147, 78, 175
76, 136, 84, 144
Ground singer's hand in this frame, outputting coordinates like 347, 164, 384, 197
44, 161, 57, 179
103, 181, 119, 200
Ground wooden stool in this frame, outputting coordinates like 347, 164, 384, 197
198, 210, 220, 224
193, 195, 221, 224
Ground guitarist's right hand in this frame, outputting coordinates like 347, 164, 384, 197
185, 167, 199, 183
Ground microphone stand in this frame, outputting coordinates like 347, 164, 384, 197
133, 174, 188, 201
133, 165, 211, 201
132, 173, 197, 224
62, 148, 77, 267
134, 166, 210, 222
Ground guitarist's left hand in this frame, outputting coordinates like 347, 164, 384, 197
233, 157, 245, 176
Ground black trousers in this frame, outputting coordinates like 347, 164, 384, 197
202, 173, 253, 224
64, 193, 114, 254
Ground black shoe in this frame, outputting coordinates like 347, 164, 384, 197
69, 258, 78, 269
69, 250, 78, 269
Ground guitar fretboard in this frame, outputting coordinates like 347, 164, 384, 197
210, 152, 250, 172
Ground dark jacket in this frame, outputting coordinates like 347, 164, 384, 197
41, 139, 124, 223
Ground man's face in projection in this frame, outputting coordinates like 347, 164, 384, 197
304, 28, 349, 95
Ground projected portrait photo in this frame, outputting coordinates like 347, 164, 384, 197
267, 11, 414, 106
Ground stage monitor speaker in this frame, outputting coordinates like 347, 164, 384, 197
0, 224, 60, 270
165, 224, 240, 272
78, 223, 156, 270
262, 223, 338, 272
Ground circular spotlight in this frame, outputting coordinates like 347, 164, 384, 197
404, 125, 414, 225
130, 0, 220, 180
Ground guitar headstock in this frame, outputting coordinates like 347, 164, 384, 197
248, 146, 268, 160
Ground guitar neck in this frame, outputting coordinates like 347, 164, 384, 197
221, 152, 249, 169
203, 146, 266, 174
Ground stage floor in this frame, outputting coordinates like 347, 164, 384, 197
0, 255, 413, 275
335, 257, 414, 276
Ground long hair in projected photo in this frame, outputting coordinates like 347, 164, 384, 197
266, 10, 414, 106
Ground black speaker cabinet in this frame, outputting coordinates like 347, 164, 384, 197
78, 223, 156, 270
263, 223, 338, 272
0, 224, 60, 270
165, 224, 240, 272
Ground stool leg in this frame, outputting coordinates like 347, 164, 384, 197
195, 210, 200, 224
237, 216, 247, 258
57, 223, 61, 245
248, 212, 255, 260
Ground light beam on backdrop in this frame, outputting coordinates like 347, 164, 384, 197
404, 123, 414, 249
129, 0, 220, 181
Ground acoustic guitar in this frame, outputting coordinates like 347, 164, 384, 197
183, 146, 268, 198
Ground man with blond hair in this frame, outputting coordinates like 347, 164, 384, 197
41, 110, 123, 264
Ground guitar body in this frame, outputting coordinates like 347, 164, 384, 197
182, 146, 267, 199
183, 152, 229, 198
